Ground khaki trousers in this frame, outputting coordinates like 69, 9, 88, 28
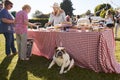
115, 23, 120, 37
16, 33, 27, 59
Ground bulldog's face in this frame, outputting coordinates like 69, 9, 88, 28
55, 47, 66, 58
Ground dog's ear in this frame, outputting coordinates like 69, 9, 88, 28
61, 47, 66, 53
55, 47, 58, 57
55, 47, 58, 50
61, 49, 66, 54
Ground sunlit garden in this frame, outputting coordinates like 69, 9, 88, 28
0, 0, 120, 80
0, 31, 120, 80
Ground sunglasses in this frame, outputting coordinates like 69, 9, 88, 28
10, 5, 13, 7
8, 4, 13, 8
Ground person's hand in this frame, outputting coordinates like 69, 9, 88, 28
34, 23, 41, 27
32, 23, 38, 27
29, 22, 38, 27
44, 22, 51, 27
12, 19, 15, 23
44, 23, 49, 27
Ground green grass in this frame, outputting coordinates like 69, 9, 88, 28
0, 32, 120, 80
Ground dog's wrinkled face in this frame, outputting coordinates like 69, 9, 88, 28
55, 47, 66, 58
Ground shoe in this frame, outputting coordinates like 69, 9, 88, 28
19, 58, 25, 61
25, 58, 29, 60
7, 54, 12, 57
19, 58, 29, 61
13, 52, 17, 55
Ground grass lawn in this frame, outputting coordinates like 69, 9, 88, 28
0, 31, 120, 80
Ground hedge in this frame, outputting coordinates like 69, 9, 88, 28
29, 18, 48, 28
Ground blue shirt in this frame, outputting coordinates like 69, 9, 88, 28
0, 8, 14, 33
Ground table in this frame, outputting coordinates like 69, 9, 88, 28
28, 30, 120, 74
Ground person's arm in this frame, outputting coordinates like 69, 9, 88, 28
24, 20, 38, 28
2, 18, 14, 24
44, 22, 52, 27
23, 12, 37, 27
62, 12, 66, 22
24, 20, 37, 27
118, 14, 120, 20
1, 10, 14, 24
45, 13, 53, 26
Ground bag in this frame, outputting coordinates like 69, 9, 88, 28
26, 38, 34, 58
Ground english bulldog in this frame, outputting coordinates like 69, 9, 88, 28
48, 47, 74, 74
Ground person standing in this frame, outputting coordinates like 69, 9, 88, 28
0, 1, 3, 11
115, 10, 120, 38
0, 0, 17, 57
15, 4, 37, 60
0, 1, 3, 33
65, 14, 71, 22
105, 10, 114, 30
45, 2, 66, 26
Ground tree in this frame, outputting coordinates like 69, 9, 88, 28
32, 10, 49, 18
32, 10, 43, 18
11, 11, 16, 17
60, 0, 74, 17
85, 10, 91, 16
100, 9, 106, 18
94, 3, 112, 16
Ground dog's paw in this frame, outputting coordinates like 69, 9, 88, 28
48, 67, 51, 69
63, 70, 67, 73
59, 71, 63, 74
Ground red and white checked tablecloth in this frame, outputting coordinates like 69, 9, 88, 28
28, 30, 120, 74
98, 30, 120, 73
